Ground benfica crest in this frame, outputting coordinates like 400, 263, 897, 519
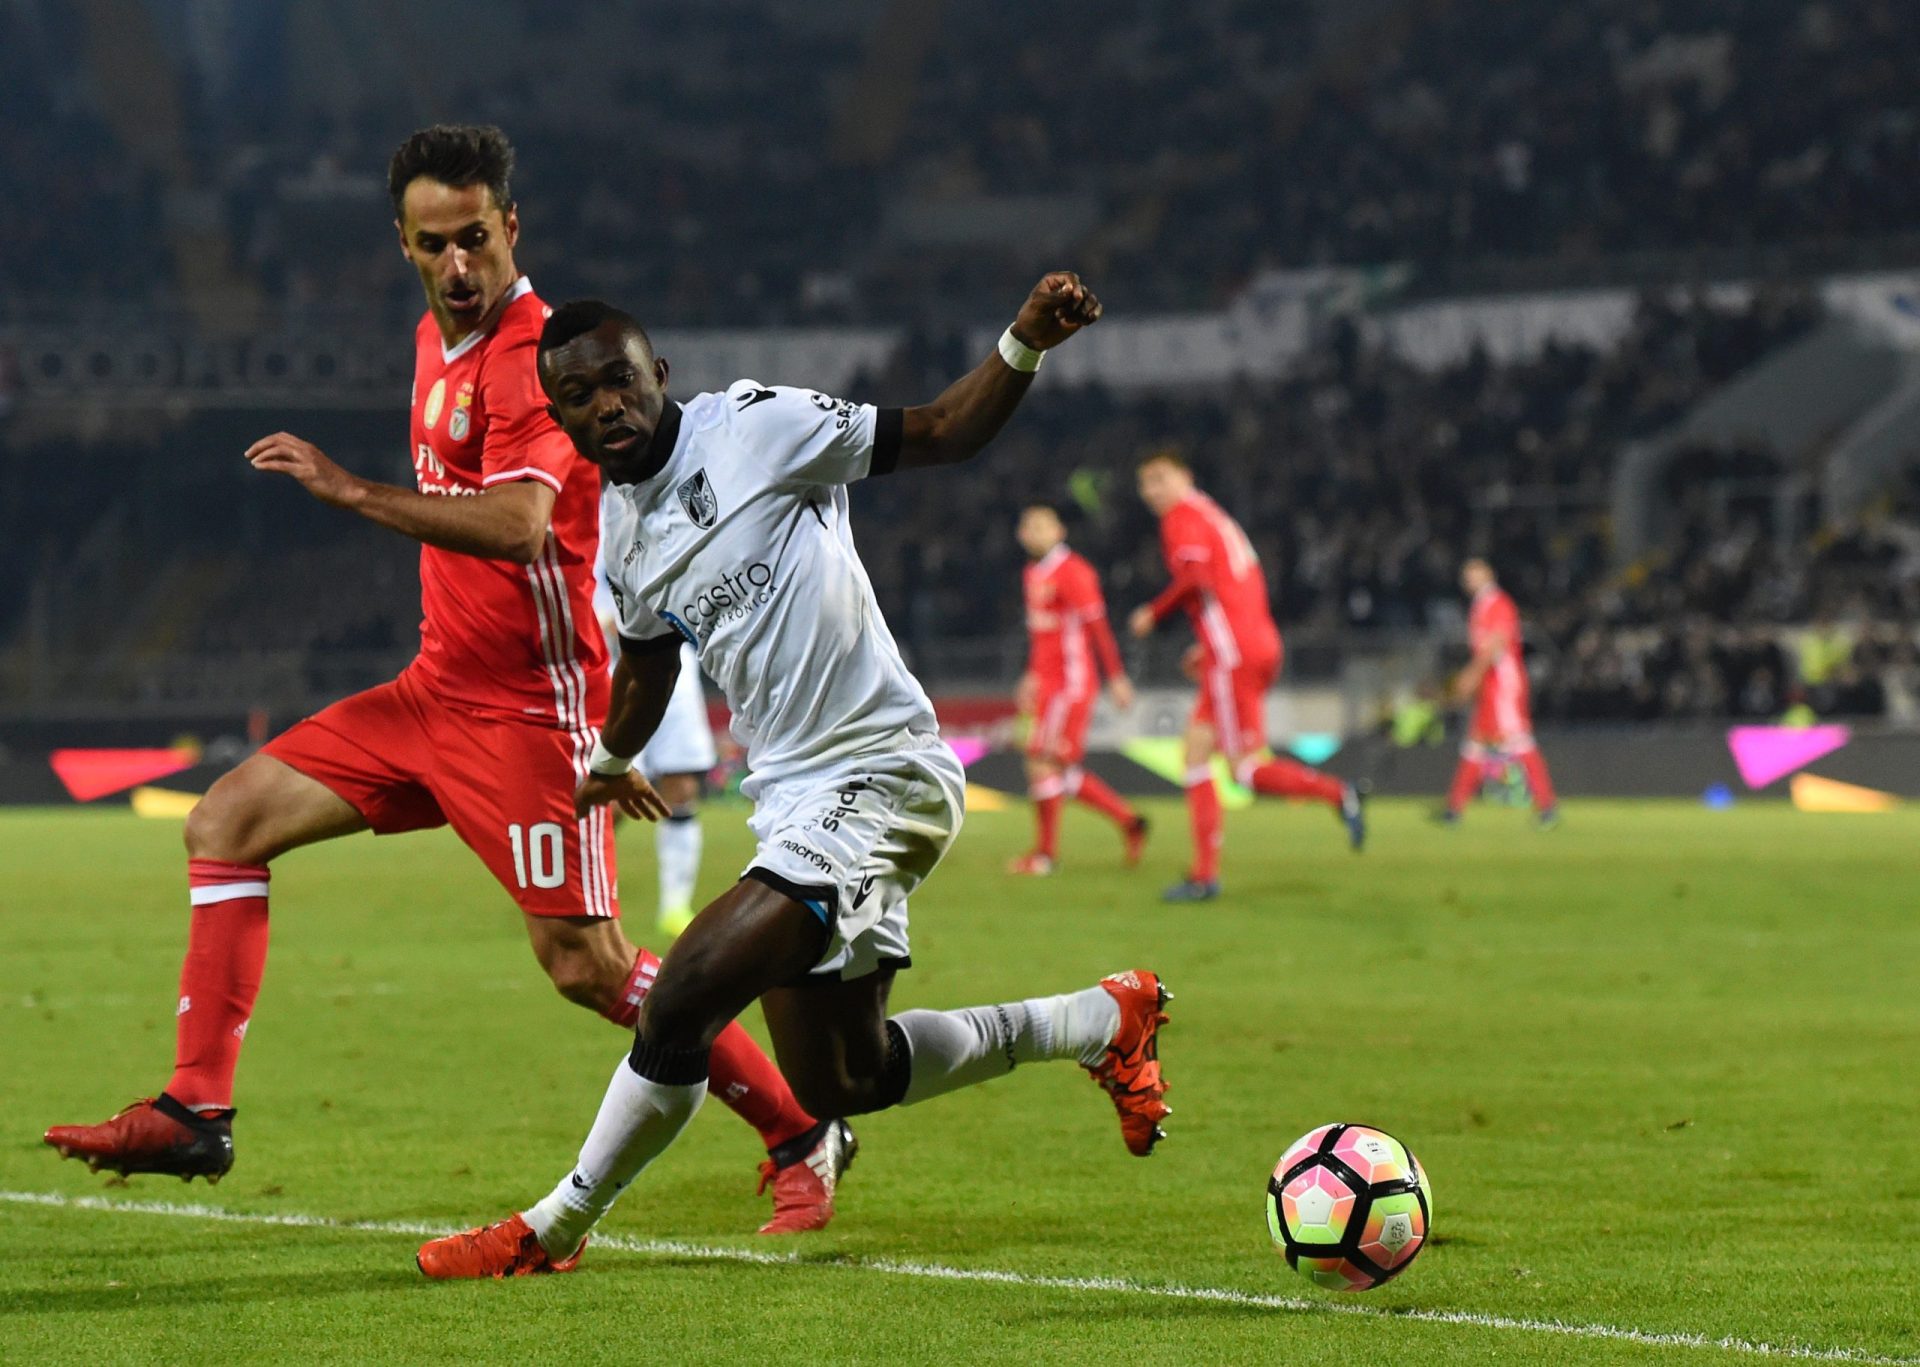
677, 469, 718, 529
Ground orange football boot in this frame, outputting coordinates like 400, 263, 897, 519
44, 1096, 234, 1183
755, 1118, 857, 1234
1084, 970, 1172, 1156
416, 1213, 584, 1279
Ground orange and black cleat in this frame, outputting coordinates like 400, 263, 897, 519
1084, 970, 1172, 1156
44, 1096, 234, 1183
416, 1213, 584, 1279
755, 1118, 857, 1235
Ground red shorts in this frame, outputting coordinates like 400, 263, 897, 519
262, 668, 617, 919
1192, 655, 1279, 763
1026, 684, 1096, 765
1470, 674, 1534, 747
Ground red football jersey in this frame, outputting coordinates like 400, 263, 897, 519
1023, 545, 1122, 696
1147, 491, 1281, 668
405, 277, 608, 727
1469, 586, 1527, 700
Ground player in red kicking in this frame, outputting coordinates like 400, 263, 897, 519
1128, 453, 1365, 901
1010, 504, 1147, 875
42, 126, 850, 1234
1440, 559, 1558, 828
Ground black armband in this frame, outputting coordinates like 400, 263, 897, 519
869, 407, 905, 477
620, 632, 686, 657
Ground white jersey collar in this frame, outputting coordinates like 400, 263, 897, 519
441, 275, 535, 363
1034, 544, 1071, 575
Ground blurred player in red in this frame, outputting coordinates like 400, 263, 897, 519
1441, 558, 1558, 828
1129, 454, 1365, 901
1009, 504, 1147, 875
43, 125, 851, 1233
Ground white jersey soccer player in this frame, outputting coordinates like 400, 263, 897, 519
596, 380, 953, 979
420, 274, 1176, 1279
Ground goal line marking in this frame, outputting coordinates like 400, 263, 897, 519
5, 1189, 1913, 1365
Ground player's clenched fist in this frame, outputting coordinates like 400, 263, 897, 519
574, 771, 672, 822
245, 432, 364, 509
1011, 272, 1103, 351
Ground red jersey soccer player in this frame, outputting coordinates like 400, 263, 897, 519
1009, 504, 1147, 875
44, 126, 851, 1234
1441, 558, 1559, 827
1128, 453, 1365, 901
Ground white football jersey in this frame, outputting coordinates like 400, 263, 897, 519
599, 381, 934, 793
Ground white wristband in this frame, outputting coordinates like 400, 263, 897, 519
589, 739, 634, 776
997, 326, 1045, 373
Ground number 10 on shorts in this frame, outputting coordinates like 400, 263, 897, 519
508, 822, 566, 890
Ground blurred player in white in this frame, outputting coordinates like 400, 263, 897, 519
594, 572, 716, 937
419, 272, 1175, 1279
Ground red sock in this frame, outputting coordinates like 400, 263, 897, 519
1244, 757, 1346, 808
1517, 749, 1557, 810
601, 947, 662, 1029
710, 1021, 817, 1150
1068, 768, 1137, 828
604, 947, 815, 1151
1033, 791, 1064, 859
166, 859, 271, 1112
1185, 769, 1222, 882
1446, 756, 1480, 814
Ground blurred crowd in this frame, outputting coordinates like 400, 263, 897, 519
853, 286, 1904, 726
6, 0, 1920, 322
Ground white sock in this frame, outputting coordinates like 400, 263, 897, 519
893, 985, 1121, 1105
523, 1057, 706, 1256
656, 814, 702, 917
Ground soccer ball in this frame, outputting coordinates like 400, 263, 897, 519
1267, 1122, 1432, 1291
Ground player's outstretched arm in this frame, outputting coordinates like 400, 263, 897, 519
244, 432, 554, 563
894, 272, 1101, 471
575, 637, 681, 820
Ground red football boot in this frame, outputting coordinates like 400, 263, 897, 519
1007, 852, 1056, 877
416, 1213, 584, 1279
1122, 816, 1151, 868
44, 1096, 234, 1183
756, 1118, 857, 1235
1083, 970, 1172, 1157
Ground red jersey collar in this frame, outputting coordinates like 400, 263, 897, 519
441, 275, 535, 363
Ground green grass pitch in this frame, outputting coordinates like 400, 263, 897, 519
3, 797, 1917, 1365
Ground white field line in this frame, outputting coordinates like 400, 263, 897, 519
4, 1189, 1915, 1365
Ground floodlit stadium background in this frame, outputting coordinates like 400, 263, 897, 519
6, 1, 1920, 805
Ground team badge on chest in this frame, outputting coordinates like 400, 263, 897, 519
677, 469, 719, 529
448, 384, 474, 442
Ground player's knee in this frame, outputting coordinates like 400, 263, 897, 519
183, 781, 268, 864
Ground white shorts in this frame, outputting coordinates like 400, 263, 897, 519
640, 645, 719, 779
744, 737, 965, 982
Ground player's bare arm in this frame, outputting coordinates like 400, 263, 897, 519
244, 432, 554, 564
574, 638, 679, 820
895, 272, 1102, 470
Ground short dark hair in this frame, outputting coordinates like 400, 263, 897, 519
388, 124, 516, 215
538, 299, 652, 359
